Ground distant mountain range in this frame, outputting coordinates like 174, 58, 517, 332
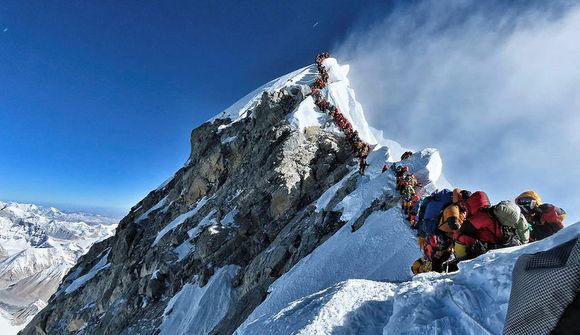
0, 201, 117, 332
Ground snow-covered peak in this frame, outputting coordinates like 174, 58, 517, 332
208, 58, 378, 145
207, 65, 318, 125
289, 57, 378, 145
0, 201, 118, 227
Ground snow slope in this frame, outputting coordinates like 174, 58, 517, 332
209, 57, 378, 146
208, 65, 318, 124
237, 220, 579, 335
159, 265, 240, 335
240, 279, 396, 335
0, 201, 117, 331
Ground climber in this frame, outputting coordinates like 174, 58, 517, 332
345, 129, 353, 142
359, 157, 369, 175
515, 191, 565, 241
316, 52, 329, 64
452, 191, 503, 260
453, 191, 527, 260
321, 71, 329, 83
381, 164, 389, 173
438, 201, 465, 238
423, 235, 458, 273
401, 183, 416, 215
400, 173, 420, 216
312, 77, 326, 90
314, 93, 323, 107
350, 131, 360, 146
407, 194, 421, 225
401, 151, 413, 161
490, 200, 530, 245
344, 121, 353, 134
437, 189, 471, 237
395, 166, 408, 192
317, 97, 330, 111
360, 143, 371, 159
404, 173, 419, 188
418, 189, 472, 271
416, 189, 453, 237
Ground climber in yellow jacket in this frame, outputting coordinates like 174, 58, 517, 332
438, 189, 471, 237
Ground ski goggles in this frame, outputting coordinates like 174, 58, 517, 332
517, 197, 536, 207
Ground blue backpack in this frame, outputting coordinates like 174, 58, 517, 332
419, 189, 453, 236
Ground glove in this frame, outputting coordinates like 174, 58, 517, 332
471, 240, 488, 256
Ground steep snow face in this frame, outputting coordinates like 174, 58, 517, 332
320, 57, 377, 145
208, 65, 318, 124
0, 201, 117, 330
240, 279, 397, 335
159, 265, 240, 335
235, 208, 420, 335
288, 58, 378, 145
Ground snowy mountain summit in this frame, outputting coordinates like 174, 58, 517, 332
0, 201, 117, 332
22, 58, 578, 335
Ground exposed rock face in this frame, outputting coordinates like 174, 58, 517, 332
21, 86, 371, 335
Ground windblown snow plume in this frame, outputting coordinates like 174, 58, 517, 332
336, 0, 580, 223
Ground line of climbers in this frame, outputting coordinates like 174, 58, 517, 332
308, 53, 567, 275
385, 154, 567, 275
310, 52, 372, 175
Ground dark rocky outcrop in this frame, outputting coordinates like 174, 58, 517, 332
21, 87, 375, 335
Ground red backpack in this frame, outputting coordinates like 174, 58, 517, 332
455, 191, 503, 246
539, 204, 565, 228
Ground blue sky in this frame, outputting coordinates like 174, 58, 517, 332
1, 0, 578, 223
0, 1, 389, 216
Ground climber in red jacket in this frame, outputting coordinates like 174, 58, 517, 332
453, 191, 504, 259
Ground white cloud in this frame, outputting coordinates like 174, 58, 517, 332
335, 0, 580, 223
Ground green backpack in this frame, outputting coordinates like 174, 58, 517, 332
492, 200, 530, 244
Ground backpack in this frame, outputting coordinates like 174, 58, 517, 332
490, 200, 530, 244
539, 204, 566, 227
419, 189, 453, 236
